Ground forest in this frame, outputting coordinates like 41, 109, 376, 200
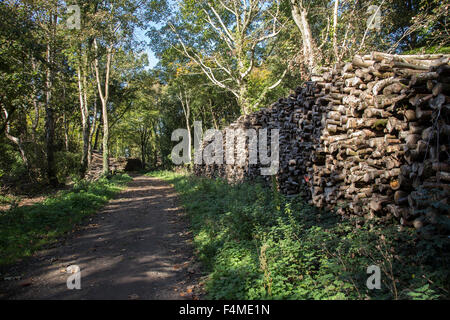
0, 0, 449, 301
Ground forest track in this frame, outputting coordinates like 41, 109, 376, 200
0, 175, 202, 300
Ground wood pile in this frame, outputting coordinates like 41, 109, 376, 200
85, 151, 127, 181
194, 52, 450, 232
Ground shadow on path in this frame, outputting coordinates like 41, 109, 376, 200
0, 175, 201, 300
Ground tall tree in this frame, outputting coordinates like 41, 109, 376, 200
160, 0, 291, 115
41, 0, 60, 186
89, 0, 144, 175
289, 0, 318, 73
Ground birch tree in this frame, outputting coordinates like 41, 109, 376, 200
166, 0, 290, 115
90, 0, 143, 175
289, 0, 318, 73
42, 1, 59, 186
176, 85, 192, 161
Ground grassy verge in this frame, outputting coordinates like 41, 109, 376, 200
0, 174, 132, 266
149, 170, 450, 300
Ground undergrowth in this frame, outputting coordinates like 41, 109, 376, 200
149, 171, 450, 300
0, 174, 132, 266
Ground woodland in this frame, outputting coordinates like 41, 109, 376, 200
0, 0, 449, 300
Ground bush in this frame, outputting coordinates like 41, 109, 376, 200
0, 142, 28, 183
0, 174, 132, 266
54, 151, 82, 183
150, 171, 450, 300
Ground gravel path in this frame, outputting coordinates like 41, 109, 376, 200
0, 175, 202, 300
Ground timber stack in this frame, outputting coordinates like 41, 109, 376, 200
194, 52, 450, 233
85, 151, 127, 181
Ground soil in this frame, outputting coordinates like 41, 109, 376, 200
0, 175, 204, 300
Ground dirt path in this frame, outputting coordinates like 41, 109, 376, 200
0, 175, 202, 300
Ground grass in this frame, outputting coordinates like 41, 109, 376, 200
0, 174, 132, 266
149, 170, 450, 300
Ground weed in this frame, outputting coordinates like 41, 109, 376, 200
0, 174, 132, 266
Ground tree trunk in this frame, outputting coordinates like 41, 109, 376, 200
178, 87, 192, 161
94, 39, 112, 175
44, 14, 58, 187
332, 0, 339, 62
290, 0, 317, 73
31, 58, 40, 142
141, 131, 146, 169
88, 95, 98, 165
78, 63, 90, 175
63, 110, 69, 152
101, 100, 109, 175
2, 106, 29, 169
238, 81, 250, 115
209, 99, 219, 130
94, 119, 102, 151
150, 120, 157, 168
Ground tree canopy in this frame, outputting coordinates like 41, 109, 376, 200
0, 0, 448, 187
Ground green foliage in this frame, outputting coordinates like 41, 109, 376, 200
0, 141, 28, 182
150, 171, 450, 300
372, 119, 388, 130
0, 174, 132, 266
54, 151, 82, 183
0, 195, 15, 206
407, 284, 440, 300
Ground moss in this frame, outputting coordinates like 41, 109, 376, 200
372, 119, 388, 130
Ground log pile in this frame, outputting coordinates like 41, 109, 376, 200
194, 52, 450, 232
85, 151, 127, 181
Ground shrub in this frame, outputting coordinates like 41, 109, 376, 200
0, 174, 132, 266
150, 171, 450, 300
54, 151, 82, 183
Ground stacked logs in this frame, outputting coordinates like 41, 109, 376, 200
85, 151, 127, 181
194, 52, 450, 232
196, 81, 326, 193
